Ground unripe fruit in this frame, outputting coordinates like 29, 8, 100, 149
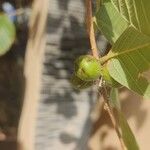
75, 55, 102, 81
70, 74, 93, 89
101, 65, 121, 88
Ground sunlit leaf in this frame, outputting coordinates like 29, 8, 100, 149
107, 26, 150, 99
109, 88, 139, 150
95, 0, 129, 44
111, 0, 150, 36
0, 14, 16, 55
117, 110, 139, 150
96, 0, 150, 43
110, 88, 120, 109
96, 0, 150, 98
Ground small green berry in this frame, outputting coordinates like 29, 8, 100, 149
101, 65, 121, 88
75, 55, 102, 81
70, 74, 93, 89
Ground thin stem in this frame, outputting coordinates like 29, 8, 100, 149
85, 0, 99, 59
85, 0, 126, 149
100, 54, 111, 64
100, 87, 126, 150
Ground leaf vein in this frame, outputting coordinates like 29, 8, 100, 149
119, 57, 144, 94
110, 42, 150, 60
140, 0, 150, 28
132, 0, 141, 31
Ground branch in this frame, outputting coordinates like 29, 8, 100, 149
100, 87, 126, 150
85, 0, 99, 59
85, 1, 126, 149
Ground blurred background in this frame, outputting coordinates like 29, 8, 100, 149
0, 0, 150, 150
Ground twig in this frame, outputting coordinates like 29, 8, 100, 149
100, 87, 126, 150
85, 0, 126, 149
85, 0, 99, 59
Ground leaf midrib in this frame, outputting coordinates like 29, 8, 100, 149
102, 42, 150, 63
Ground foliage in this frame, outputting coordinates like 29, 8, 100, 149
96, 0, 150, 99
0, 14, 16, 55
110, 88, 139, 150
94, 0, 150, 149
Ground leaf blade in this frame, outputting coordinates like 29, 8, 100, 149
111, 0, 150, 35
109, 88, 139, 150
95, 0, 129, 44
0, 14, 16, 55
107, 27, 150, 98
110, 88, 120, 109
117, 109, 139, 150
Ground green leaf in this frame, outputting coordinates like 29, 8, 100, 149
107, 26, 150, 99
109, 88, 139, 150
111, 0, 150, 36
110, 88, 120, 109
96, 0, 150, 98
95, 0, 129, 44
117, 110, 139, 150
96, 0, 150, 43
0, 14, 16, 56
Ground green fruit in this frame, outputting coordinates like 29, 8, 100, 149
75, 55, 102, 81
101, 65, 121, 88
70, 74, 93, 89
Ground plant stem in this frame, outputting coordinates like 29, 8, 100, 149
85, 0, 126, 149
85, 0, 99, 59
100, 87, 126, 150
